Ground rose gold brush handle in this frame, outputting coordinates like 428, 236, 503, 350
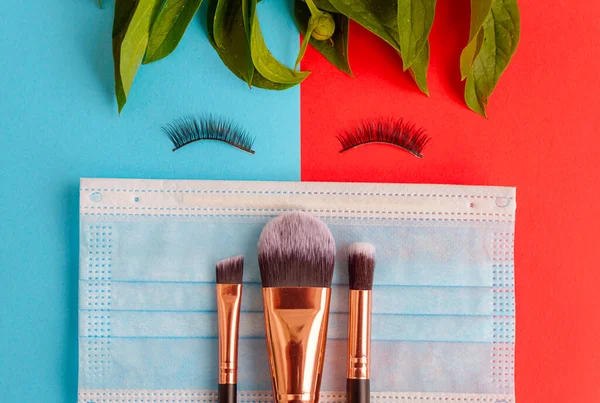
217, 283, 242, 403
262, 287, 332, 403
347, 290, 371, 403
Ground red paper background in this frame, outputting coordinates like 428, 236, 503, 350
300, 1, 600, 402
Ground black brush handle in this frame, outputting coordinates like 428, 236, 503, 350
347, 378, 370, 403
218, 383, 236, 403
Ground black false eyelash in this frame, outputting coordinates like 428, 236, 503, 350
337, 118, 430, 158
163, 115, 256, 154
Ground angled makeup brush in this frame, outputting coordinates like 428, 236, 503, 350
216, 255, 244, 403
258, 212, 336, 403
346, 243, 375, 403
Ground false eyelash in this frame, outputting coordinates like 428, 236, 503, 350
163, 115, 256, 154
337, 118, 430, 158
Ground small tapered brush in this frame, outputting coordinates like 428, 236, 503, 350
346, 242, 375, 403
216, 255, 244, 403
258, 212, 336, 403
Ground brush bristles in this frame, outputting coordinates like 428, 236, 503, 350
216, 255, 244, 284
258, 212, 336, 288
348, 243, 375, 290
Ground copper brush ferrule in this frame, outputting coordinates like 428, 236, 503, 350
262, 287, 331, 403
347, 289, 372, 380
217, 283, 242, 385
346, 243, 375, 403
216, 256, 244, 403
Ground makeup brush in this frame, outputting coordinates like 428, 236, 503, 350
216, 255, 244, 403
346, 243, 375, 403
258, 212, 336, 403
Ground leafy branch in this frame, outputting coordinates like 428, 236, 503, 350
108, 0, 520, 116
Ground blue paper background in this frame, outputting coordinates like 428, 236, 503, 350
0, 1, 300, 401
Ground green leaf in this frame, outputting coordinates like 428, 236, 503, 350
241, 0, 255, 82
460, 0, 492, 79
464, 0, 520, 116
408, 41, 429, 95
241, 0, 252, 37
397, 0, 436, 70
295, 12, 318, 71
213, 0, 254, 85
313, 0, 340, 13
326, 0, 429, 94
144, 0, 204, 64
208, 0, 298, 90
113, 0, 140, 113
206, 0, 218, 46
328, 0, 401, 51
249, 5, 310, 85
112, 0, 162, 113
294, 0, 353, 76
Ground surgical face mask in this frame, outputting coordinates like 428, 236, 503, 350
78, 178, 516, 403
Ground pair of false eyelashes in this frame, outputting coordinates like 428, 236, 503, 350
163, 115, 430, 158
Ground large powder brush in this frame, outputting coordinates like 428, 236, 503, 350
258, 212, 336, 403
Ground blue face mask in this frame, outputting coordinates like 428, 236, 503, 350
78, 178, 515, 403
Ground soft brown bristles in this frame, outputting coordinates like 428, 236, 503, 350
348, 243, 375, 291
258, 212, 336, 288
216, 255, 244, 284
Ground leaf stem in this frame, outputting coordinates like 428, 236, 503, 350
295, 18, 317, 71
304, 0, 321, 17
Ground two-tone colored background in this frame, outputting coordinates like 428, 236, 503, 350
1, 1, 598, 402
